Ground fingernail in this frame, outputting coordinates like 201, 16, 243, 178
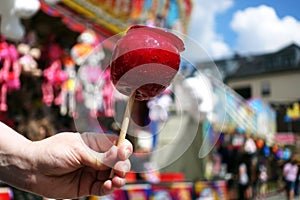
122, 164, 130, 173
124, 149, 131, 159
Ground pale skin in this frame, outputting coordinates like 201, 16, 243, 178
0, 122, 133, 199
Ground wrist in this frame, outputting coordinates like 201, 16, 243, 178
0, 136, 36, 191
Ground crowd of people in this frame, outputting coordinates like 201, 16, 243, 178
236, 152, 300, 200
210, 135, 300, 200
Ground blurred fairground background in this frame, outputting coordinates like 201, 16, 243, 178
0, 0, 300, 199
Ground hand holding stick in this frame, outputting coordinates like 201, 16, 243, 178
110, 92, 135, 178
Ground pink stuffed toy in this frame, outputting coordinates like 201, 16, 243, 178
0, 41, 21, 111
41, 42, 67, 107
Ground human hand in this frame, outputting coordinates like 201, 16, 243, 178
24, 132, 132, 199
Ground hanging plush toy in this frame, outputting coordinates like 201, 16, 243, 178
41, 40, 67, 107
0, 41, 21, 111
17, 43, 42, 77
42, 59, 68, 106
0, 0, 40, 41
60, 55, 78, 117
77, 45, 105, 117
71, 29, 105, 117
71, 29, 97, 66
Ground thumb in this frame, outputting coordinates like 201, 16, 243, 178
78, 134, 118, 170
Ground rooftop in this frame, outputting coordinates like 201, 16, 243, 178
198, 43, 300, 81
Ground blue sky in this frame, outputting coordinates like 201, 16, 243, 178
187, 0, 300, 61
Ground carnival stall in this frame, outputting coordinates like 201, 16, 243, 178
0, 0, 288, 199
0, 0, 198, 199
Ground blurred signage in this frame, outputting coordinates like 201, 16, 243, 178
274, 133, 296, 145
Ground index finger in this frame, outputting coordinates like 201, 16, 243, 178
81, 132, 119, 152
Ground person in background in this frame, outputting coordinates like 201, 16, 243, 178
238, 154, 251, 200
0, 122, 133, 199
283, 158, 299, 200
258, 161, 268, 199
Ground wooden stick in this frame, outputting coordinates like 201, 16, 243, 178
116, 93, 135, 146
109, 92, 135, 178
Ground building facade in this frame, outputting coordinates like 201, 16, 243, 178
216, 43, 300, 135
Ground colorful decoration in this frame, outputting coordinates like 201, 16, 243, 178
151, 182, 193, 200
272, 144, 279, 153
256, 138, 264, 149
194, 181, 228, 200
244, 137, 257, 154
0, 0, 40, 41
0, 41, 21, 111
72, 30, 106, 117
131, 0, 145, 20
275, 148, 283, 159
282, 148, 291, 160
42, 59, 68, 106
41, 39, 67, 106
211, 94, 276, 143
247, 98, 277, 138
17, 43, 42, 77
285, 102, 300, 122
71, 29, 97, 65
60, 55, 78, 117
263, 145, 270, 157
77, 47, 105, 117
40, 0, 193, 40
125, 184, 151, 200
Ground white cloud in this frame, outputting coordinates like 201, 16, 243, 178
185, 0, 233, 62
231, 5, 300, 54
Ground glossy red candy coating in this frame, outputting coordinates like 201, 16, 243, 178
110, 25, 185, 101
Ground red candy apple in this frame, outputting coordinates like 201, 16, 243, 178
110, 25, 185, 101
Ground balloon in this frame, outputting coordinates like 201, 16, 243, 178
263, 145, 270, 157
256, 139, 264, 149
282, 148, 291, 160
272, 145, 279, 153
